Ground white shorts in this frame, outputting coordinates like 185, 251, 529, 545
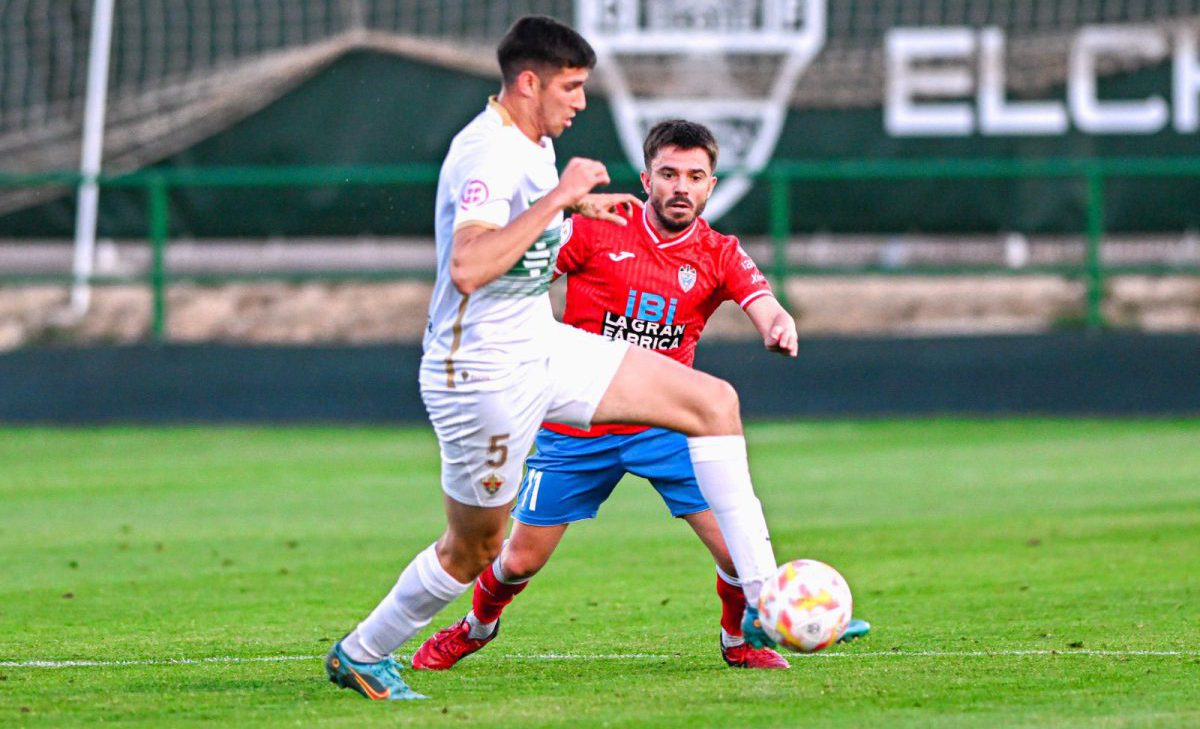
421, 323, 630, 507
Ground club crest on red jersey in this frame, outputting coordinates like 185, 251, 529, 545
677, 264, 697, 293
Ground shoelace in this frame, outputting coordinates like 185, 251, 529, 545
432, 625, 470, 658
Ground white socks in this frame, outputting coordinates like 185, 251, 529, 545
687, 435, 777, 605
341, 542, 471, 663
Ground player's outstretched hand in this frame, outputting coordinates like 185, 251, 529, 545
573, 193, 642, 226
553, 157, 611, 211
765, 310, 799, 357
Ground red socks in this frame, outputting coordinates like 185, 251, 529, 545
716, 573, 746, 637
472, 563, 529, 624
474, 564, 746, 635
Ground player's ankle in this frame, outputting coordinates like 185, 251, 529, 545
341, 629, 386, 663
721, 629, 745, 649
465, 611, 498, 640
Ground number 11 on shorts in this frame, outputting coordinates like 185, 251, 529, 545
517, 468, 543, 512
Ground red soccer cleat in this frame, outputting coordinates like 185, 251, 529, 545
411, 618, 499, 671
721, 640, 791, 669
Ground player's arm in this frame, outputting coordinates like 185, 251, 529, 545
744, 295, 798, 357
718, 239, 796, 357
450, 158, 617, 295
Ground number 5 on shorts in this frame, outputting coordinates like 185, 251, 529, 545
486, 434, 509, 468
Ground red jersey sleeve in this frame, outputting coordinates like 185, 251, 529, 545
554, 214, 592, 278
717, 237, 774, 308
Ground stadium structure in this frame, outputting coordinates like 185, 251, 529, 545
0, 1, 1199, 354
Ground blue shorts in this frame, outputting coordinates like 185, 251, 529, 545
513, 427, 710, 526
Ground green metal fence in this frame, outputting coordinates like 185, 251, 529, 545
3, 157, 1200, 340
766, 157, 1200, 329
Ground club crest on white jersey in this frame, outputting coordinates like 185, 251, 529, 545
460, 179, 489, 210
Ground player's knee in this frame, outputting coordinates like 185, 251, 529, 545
499, 548, 546, 581
694, 379, 741, 435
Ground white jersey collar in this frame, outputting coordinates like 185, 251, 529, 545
486, 96, 552, 152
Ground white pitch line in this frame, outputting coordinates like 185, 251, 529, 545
503, 653, 676, 660
0, 655, 320, 669
503, 649, 1200, 661
789, 649, 1200, 658
3, 649, 1197, 670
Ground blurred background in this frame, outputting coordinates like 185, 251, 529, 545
1, 1, 1198, 420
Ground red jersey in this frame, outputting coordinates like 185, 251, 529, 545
546, 205, 774, 438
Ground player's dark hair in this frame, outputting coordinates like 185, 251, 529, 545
497, 16, 596, 86
643, 120, 720, 171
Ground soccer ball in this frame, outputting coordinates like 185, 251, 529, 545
757, 559, 853, 653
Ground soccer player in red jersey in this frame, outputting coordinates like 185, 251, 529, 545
413, 120, 868, 672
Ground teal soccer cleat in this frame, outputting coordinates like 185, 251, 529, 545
325, 640, 427, 701
838, 618, 871, 643
741, 604, 778, 649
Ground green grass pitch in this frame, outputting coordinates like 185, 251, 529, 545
2, 420, 1198, 727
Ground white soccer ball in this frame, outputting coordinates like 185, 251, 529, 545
757, 559, 853, 653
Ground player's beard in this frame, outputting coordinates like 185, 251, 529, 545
652, 194, 706, 234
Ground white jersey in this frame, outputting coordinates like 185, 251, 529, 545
421, 98, 567, 392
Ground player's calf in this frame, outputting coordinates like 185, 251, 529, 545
436, 500, 510, 582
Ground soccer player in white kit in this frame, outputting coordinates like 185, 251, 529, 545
325, 16, 786, 701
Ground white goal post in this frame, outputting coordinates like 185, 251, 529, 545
70, 0, 115, 317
